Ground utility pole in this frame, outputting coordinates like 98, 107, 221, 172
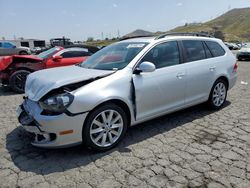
117, 29, 120, 38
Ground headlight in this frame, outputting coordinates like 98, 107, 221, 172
39, 93, 74, 113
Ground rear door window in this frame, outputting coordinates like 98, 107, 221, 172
61, 51, 75, 58
182, 40, 206, 62
205, 41, 225, 57
0, 42, 2, 47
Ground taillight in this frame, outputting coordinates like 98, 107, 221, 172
233, 62, 238, 72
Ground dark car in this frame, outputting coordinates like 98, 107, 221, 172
0, 46, 98, 93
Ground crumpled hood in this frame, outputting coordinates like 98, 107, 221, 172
0, 56, 13, 71
12, 55, 42, 61
0, 55, 42, 71
25, 66, 114, 101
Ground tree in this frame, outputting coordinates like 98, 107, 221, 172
87, 37, 94, 42
214, 30, 225, 41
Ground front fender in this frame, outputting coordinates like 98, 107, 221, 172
67, 69, 134, 117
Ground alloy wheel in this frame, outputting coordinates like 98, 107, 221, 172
212, 82, 226, 107
90, 109, 124, 147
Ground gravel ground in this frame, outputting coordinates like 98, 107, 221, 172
0, 61, 250, 188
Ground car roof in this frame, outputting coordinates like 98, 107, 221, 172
121, 36, 220, 44
59, 47, 90, 53
120, 37, 155, 43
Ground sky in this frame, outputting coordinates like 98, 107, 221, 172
0, 0, 250, 41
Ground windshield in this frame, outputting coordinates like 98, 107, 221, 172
37, 47, 61, 59
79, 42, 148, 70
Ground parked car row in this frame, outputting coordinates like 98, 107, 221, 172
16, 33, 237, 150
224, 42, 241, 50
0, 45, 99, 92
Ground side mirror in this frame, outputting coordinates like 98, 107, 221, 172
12, 45, 16, 49
134, 61, 156, 74
53, 56, 62, 62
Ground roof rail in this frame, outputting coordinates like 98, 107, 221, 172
155, 32, 214, 40
120, 35, 155, 41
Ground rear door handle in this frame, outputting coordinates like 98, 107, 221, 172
176, 73, 185, 79
209, 66, 216, 71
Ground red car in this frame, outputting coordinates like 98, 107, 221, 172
0, 46, 98, 93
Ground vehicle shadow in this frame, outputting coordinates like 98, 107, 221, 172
6, 101, 231, 175
0, 85, 19, 96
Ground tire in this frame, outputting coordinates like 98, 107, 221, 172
19, 51, 28, 55
82, 103, 128, 151
9, 70, 31, 93
207, 79, 228, 110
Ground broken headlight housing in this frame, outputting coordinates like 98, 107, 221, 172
39, 93, 74, 113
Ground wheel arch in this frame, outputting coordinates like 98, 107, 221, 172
9, 67, 33, 80
14, 67, 34, 73
84, 99, 132, 128
215, 75, 229, 90
19, 50, 28, 55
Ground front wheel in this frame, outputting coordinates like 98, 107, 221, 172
82, 103, 128, 151
9, 70, 31, 93
208, 79, 228, 109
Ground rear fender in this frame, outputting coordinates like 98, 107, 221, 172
13, 61, 45, 72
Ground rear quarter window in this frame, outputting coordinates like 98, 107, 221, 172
205, 41, 225, 57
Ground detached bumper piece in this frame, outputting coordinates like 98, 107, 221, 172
0, 71, 8, 82
17, 105, 56, 144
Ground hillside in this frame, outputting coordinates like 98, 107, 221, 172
170, 7, 250, 41
122, 29, 153, 38
89, 8, 250, 47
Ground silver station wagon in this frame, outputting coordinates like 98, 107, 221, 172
17, 33, 238, 150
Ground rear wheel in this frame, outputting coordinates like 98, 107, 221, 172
9, 70, 31, 93
19, 51, 28, 55
82, 103, 128, 151
208, 79, 228, 109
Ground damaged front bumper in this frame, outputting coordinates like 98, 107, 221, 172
0, 71, 8, 83
17, 99, 88, 148
17, 105, 55, 144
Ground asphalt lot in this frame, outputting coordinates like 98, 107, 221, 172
0, 61, 250, 188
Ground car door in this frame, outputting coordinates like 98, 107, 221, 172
182, 40, 216, 106
0, 42, 9, 56
3, 42, 16, 55
0, 42, 4, 56
132, 41, 186, 121
59, 50, 90, 66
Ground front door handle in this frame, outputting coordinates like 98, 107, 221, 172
176, 73, 185, 79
